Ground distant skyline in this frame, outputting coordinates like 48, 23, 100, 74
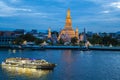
0, 0, 120, 32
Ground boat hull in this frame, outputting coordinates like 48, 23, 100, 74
2, 62, 56, 70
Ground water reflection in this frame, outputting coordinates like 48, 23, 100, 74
12, 49, 16, 53
62, 50, 84, 64
2, 66, 52, 79
8, 49, 16, 54
62, 50, 73, 64
8, 49, 23, 54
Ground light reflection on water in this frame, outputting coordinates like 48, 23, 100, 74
8, 49, 23, 54
2, 66, 52, 80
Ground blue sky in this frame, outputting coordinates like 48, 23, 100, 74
0, 0, 120, 32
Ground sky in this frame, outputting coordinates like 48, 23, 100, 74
0, 0, 120, 32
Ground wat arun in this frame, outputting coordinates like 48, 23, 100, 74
58, 9, 79, 41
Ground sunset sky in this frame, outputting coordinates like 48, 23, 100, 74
0, 0, 120, 32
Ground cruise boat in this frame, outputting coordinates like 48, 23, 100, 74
2, 57, 56, 70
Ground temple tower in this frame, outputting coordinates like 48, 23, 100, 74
65, 8, 72, 29
83, 28, 87, 42
48, 28, 51, 38
75, 27, 79, 39
58, 9, 75, 41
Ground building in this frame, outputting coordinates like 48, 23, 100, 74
38, 33, 48, 40
79, 28, 87, 42
58, 9, 79, 42
14, 29, 25, 37
31, 29, 37, 34
0, 31, 16, 47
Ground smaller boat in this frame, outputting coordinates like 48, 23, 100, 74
2, 57, 56, 70
31, 45, 45, 50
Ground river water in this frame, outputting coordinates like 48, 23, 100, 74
0, 49, 120, 80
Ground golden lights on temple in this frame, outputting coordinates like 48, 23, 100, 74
57, 9, 79, 41
48, 27, 51, 38
47, 8, 82, 43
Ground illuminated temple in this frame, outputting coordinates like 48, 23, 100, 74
58, 9, 79, 41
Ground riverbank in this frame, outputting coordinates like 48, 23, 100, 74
44, 46, 87, 50
0, 45, 120, 51
89, 46, 120, 51
44, 46, 120, 51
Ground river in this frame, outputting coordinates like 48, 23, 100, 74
0, 49, 120, 80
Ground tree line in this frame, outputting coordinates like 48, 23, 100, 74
13, 34, 44, 45
87, 34, 120, 46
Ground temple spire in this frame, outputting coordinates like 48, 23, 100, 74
75, 27, 79, 39
66, 8, 71, 18
48, 27, 51, 38
64, 8, 72, 29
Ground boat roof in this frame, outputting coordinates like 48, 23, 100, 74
6, 58, 31, 61
5, 57, 45, 61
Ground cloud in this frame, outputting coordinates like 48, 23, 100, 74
7, 0, 22, 4
109, 2, 120, 9
14, 8, 32, 12
0, 0, 120, 32
101, 10, 110, 14
87, 0, 120, 9
0, 1, 53, 17
44, 0, 72, 3
10, 0, 21, 3
0, 1, 32, 17
22, 12, 48, 18
85, 0, 120, 15
85, 0, 118, 3
85, 0, 120, 8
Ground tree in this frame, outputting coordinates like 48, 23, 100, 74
14, 34, 36, 45
51, 31, 59, 37
88, 34, 119, 46
58, 38, 64, 45
13, 35, 24, 45
35, 39, 44, 45
102, 36, 118, 46
79, 41, 85, 46
71, 37, 78, 45
23, 34, 36, 42
88, 34, 102, 45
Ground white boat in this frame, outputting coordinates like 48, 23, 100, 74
2, 57, 56, 70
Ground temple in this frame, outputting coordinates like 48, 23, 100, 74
58, 9, 79, 41
48, 28, 51, 38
